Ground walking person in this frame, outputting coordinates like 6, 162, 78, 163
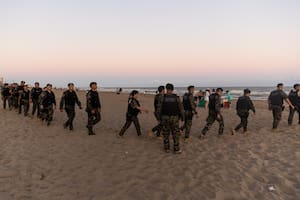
39, 84, 56, 126
288, 84, 300, 126
31, 82, 43, 118
86, 82, 101, 135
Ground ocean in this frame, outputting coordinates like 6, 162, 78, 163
86, 86, 294, 101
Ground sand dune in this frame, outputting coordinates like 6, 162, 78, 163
0, 91, 299, 200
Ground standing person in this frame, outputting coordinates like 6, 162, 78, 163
199, 88, 224, 138
60, 83, 82, 131
148, 86, 165, 138
31, 82, 43, 118
18, 84, 30, 116
268, 83, 294, 130
232, 89, 255, 134
157, 83, 185, 154
181, 85, 198, 140
17, 81, 25, 112
288, 84, 300, 126
86, 82, 101, 135
119, 90, 149, 137
40, 84, 56, 126
1, 83, 11, 109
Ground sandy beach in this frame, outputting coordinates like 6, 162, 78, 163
0, 90, 299, 200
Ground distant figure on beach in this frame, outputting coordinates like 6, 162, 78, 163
39, 84, 56, 126
232, 89, 255, 135
116, 88, 122, 95
119, 90, 149, 137
224, 90, 233, 108
181, 85, 198, 141
86, 82, 101, 135
1, 83, 11, 109
268, 83, 294, 131
18, 84, 30, 116
149, 86, 165, 138
288, 84, 300, 125
31, 82, 43, 118
200, 88, 224, 139
156, 83, 185, 154
60, 83, 82, 131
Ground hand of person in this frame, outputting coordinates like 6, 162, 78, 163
79, 106, 83, 110
91, 110, 95, 114
217, 114, 222, 120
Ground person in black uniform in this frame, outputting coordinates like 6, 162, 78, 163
181, 85, 198, 140
119, 90, 149, 137
60, 83, 82, 131
17, 81, 25, 112
288, 83, 300, 125
268, 83, 294, 130
200, 88, 224, 138
1, 83, 11, 109
232, 89, 255, 134
39, 84, 56, 126
156, 83, 185, 154
148, 86, 165, 138
86, 82, 101, 135
18, 84, 30, 116
31, 82, 43, 118
11, 83, 19, 109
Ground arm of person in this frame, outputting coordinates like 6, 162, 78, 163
75, 93, 82, 109
285, 98, 294, 109
59, 92, 65, 111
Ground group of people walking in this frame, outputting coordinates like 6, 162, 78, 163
1, 81, 101, 135
1, 81, 300, 154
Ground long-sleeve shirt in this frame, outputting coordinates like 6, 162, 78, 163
208, 93, 222, 114
236, 96, 255, 113
86, 90, 101, 111
60, 90, 81, 110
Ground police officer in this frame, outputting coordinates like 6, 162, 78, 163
31, 82, 43, 118
149, 86, 165, 138
86, 82, 101, 135
1, 83, 11, 109
39, 84, 56, 126
288, 83, 300, 125
200, 88, 224, 138
232, 89, 255, 134
181, 85, 198, 140
119, 90, 149, 137
268, 83, 294, 130
60, 83, 82, 131
18, 84, 30, 116
157, 83, 185, 154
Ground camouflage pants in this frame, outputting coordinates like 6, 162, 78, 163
87, 109, 101, 130
180, 111, 194, 138
202, 111, 224, 135
288, 106, 300, 125
272, 105, 282, 129
2, 96, 10, 109
119, 115, 141, 136
41, 105, 54, 122
19, 100, 30, 116
161, 115, 180, 151
32, 99, 40, 117
235, 110, 249, 132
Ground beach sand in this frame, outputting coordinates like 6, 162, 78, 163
0, 91, 299, 200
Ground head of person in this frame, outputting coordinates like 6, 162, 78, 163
226, 90, 230, 94
216, 88, 223, 96
24, 84, 29, 91
68, 83, 74, 91
20, 81, 25, 86
90, 82, 97, 90
130, 90, 139, 99
46, 83, 52, 91
244, 88, 251, 96
4, 83, 8, 88
157, 86, 165, 94
166, 83, 174, 94
34, 82, 40, 88
277, 83, 284, 91
188, 85, 195, 94
293, 83, 300, 91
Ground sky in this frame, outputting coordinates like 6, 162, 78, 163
0, 0, 299, 87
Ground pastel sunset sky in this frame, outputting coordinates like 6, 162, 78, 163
1, 0, 299, 87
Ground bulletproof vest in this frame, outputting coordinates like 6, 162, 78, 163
237, 96, 250, 110
162, 94, 180, 116
269, 90, 284, 106
22, 91, 30, 100
183, 93, 192, 111
208, 93, 218, 111
127, 98, 140, 116
32, 88, 42, 99
64, 91, 77, 106
2, 88, 10, 96
44, 91, 55, 106
289, 90, 300, 106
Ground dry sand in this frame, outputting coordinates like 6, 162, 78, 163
0, 91, 299, 200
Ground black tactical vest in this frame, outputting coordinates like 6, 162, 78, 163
183, 93, 192, 111
162, 94, 180, 116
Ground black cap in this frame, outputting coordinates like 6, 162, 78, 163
244, 88, 251, 94
166, 83, 174, 91
90, 82, 97, 87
